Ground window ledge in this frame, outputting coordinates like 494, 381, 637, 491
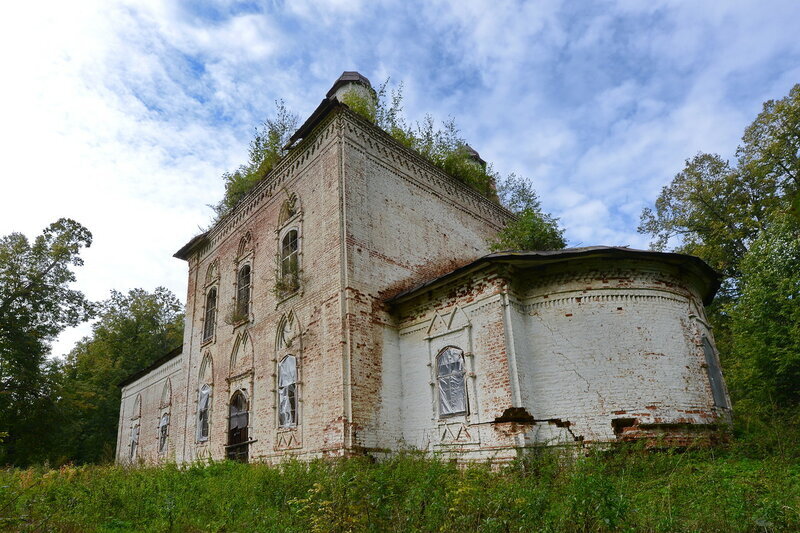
225, 439, 257, 449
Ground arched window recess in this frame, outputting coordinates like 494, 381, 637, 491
226, 391, 250, 462
436, 346, 468, 417
278, 355, 298, 427
197, 383, 212, 442
202, 287, 217, 342
232, 263, 251, 323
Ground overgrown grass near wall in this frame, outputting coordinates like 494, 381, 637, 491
1, 444, 798, 532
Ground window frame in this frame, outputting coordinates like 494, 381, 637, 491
202, 287, 218, 343
129, 423, 140, 460
277, 354, 298, 428
276, 195, 302, 303
701, 334, 728, 409
436, 346, 468, 418
226, 390, 250, 462
197, 383, 212, 442
235, 263, 252, 321
158, 413, 170, 455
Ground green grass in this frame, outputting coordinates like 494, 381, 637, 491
1, 444, 798, 532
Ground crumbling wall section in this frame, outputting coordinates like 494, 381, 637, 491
511, 258, 731, 446
339, 110, 514, 454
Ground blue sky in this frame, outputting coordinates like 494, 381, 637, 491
1, 0, 799, 356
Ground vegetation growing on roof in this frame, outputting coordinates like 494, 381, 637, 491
212, 79, 565, 253
343, 80, 565, 250
341, 82, 499, 202
212, 100, 299, 220
490, 174, 566, 251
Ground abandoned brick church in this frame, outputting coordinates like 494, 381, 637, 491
116, 72, 730, 464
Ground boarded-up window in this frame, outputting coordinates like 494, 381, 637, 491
226, 392, 249, 462
437, 347, 467, 416
702, 335, 727, 408
236, 265, 251, 319
159, 414, 169, 454
129, 424, 139, 460
203, 288, 217, 341
278, 355, 298, 427
198, 384, 211, 441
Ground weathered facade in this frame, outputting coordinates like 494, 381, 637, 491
117, 72, 730, 465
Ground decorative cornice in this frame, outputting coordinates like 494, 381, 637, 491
512, 291, 687, 314
121, 356, 183, 396
190, 113, 342, 262
340, 110, 512, 228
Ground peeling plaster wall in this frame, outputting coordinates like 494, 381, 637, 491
511, 259, 731, 445
392, 274, 523, 461
338, 111, 514, 452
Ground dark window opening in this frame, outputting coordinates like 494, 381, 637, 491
203, 288, 217, 341
280, 230, 299, 294
236, 265, 251, 319
702, 335, 727, 408
227, 391, 249, 462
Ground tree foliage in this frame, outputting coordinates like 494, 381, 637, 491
0, 219, 94, 464
639, 83, 800, 414
639, 85, 799, 286
344, 80, 564, 249
728, 213, 800, 409
341, 81, 500, 201
491, 174, 566, 251
54, 288, 184, 465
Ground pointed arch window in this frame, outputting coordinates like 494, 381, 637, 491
158, 413, 170, 454
437, 347, 467, 417
198, 384, 211, 441
129, 424, 139, 460
280, 230, 299, 294
236, 265, 251, 319
203, 288, 217, 342
226, 391, 249, 462
278, 355, 298, 427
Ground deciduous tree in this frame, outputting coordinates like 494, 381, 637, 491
56, 288, 184, 464
0, 218, 93, 464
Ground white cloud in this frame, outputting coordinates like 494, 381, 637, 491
1, 0, 798, 357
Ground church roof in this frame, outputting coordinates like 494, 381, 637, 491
118, 344, 182, 388
388, 246, 721, 306
173, 232, 208, 260
325, 71, 373, 98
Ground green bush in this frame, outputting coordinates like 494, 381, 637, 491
1, 443, 798, 532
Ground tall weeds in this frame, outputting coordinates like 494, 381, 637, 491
1, 441, 798, 532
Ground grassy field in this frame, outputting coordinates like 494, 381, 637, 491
1, 439, 798, 532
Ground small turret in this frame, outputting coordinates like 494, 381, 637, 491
326, 71, 377, 108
